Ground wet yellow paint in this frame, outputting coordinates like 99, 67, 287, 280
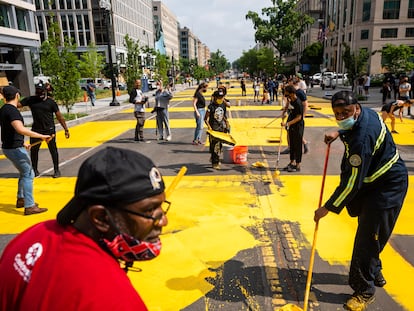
1, 87, 413, 310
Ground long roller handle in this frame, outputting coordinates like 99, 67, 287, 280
303, 144, 330, 311
165, 166, 187, 198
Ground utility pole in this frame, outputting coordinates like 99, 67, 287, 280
99, 0, 119, 106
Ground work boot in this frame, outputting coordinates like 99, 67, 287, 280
16, 198, 25, 208
344, 293, 375, 311
374, 271, 386, 287
24, 204, 48, 216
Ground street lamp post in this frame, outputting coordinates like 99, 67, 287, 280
99, 0, 119, 106
171, 49, 175, 90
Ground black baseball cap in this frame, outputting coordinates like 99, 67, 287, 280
57, 147, 165, 225
331, 90, 358, 107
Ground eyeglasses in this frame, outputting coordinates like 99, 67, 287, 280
117, 200, 171, 226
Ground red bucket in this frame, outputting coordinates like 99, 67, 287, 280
233, 146, 248, 165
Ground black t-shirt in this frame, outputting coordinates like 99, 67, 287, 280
21, 96, 59, 134
287, 98, 304, 128
194, 91, 206, 109
207, 101, 227, 132
0, 104, 24, 149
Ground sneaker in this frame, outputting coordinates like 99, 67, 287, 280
344, 293, 375, 311
24, 204, 48, 216
16, 198, 25, 208
303, 142, 310, 154
287, 165, 300, 172
282, 163, 293, 171
166, 135, 172, 141
157, 137, 164, 141
212, 163, 221, 170
374, 271, 386, 287
280, 148, 290, 155
197, 140, 204, 145
53, 170, 61, 178
192, 140, 198, 145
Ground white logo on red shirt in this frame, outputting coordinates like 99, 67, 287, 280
13, 242, 43, 282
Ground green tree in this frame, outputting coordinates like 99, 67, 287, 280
155, 52, 171, 85
209, 50, 230, 76
40, 18, 81, 114
123, 34, 143, 91
300, 42, 323, 73
237, 49, 259, 77
246, 0, 314, 58
192, 65, 209, 84
342, 43, 369, 91
257, 47, 276, 77
381, 44, 414, 74
78, 44, 105, 78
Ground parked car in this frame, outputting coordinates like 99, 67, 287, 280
148, 79, 157, 90
331, 73, 349, 86
320, 71, 336, 89
79, 78, 111, 91
310, 73, 322, 85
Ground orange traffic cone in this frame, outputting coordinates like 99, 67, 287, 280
83, 91, 87, 102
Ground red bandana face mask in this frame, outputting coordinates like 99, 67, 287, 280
102, 233, 161, 263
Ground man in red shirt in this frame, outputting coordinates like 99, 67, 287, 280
0, 147, 170, 310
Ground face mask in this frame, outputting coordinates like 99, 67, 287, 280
216, 98, 224, 104
100, 210, 161, 263
337, 115, 356, 130
102, 233, 161, 263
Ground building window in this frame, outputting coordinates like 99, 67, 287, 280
381, 28, 398, 38
0, 4, 10, 28
406, 28, 414, 37
362, 0, 371, 21
383, 0, 400, 19
16, 9, 28, 31
361, 29, 369, 39
409, 0, 414, 18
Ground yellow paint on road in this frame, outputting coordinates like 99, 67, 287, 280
1, 87, 413, 310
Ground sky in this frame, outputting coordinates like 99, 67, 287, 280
160, 0, 273, 63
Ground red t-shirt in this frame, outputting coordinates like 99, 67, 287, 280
0, 220, 148, 311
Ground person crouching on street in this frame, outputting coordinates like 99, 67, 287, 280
314, 91, 408, 311
205, 88, 229, 170
281, 85, 304, 172
381, 99, 412, 134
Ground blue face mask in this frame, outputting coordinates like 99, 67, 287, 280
337, 115, 356, 130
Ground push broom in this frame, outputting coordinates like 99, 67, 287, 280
276, 143, 331, 311
272, 117, 285, 178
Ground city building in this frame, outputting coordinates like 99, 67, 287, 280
323, 0, 414, 75
0, 0, 39, 95
285, 0, 325, 72
179, 26, 198, 62
152, 1, 179, 59
34, 0, 154, 76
